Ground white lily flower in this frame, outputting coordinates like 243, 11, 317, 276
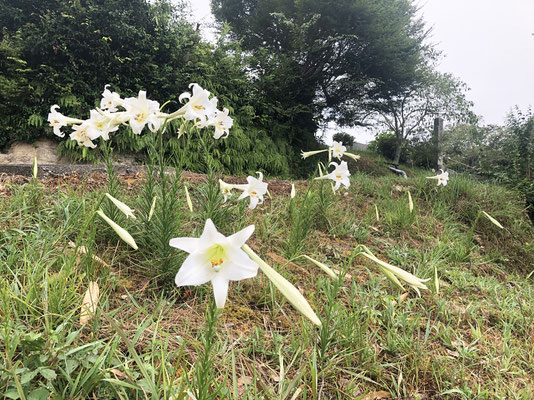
178, 83, 218, 124
70, 123, 97, 148
237, 172, 269, 209
47, 105, 83, 138
100, 84, 123, 112
426, 169, 449, 186
86, 109, 120, 141
105, 193, 136, 219
301, 149, 328, 159
123, 90, 162, 134
330, 141, 347, 159
344, 152, 361, 161
211, 108, 233, 139
97, 210, 138, 250
314, 161, 351, 191
170, 219, 258, 308
290, 183, 296, 199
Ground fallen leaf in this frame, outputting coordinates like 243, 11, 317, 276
80, 281, 100, 326
110, 368, 127, 379
69, 241, 109, 268
267, 252, 310, 275
362, 390, 391, 400
446, 349, 459, 358
237, 375, 252, 386
399, 292, 409, 303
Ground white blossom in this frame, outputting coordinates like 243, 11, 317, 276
170, 219, 258, 308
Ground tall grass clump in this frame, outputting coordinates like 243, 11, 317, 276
137, 134, 184, 282
284, 187, 318, 259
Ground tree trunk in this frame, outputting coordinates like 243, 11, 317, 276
393, 134, 403, 165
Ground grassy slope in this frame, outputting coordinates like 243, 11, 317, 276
1, 154, 533, 399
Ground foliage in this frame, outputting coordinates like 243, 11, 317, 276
368, 69, 476, 164
212, 0, 429, 146
2, 165, 534, 398
332, 132, 355, 148
368, 132, 407, 163
445, 108, 534, 219
0, 0, 197, 149
0, 1, 298, 176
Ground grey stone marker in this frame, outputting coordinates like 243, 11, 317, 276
433, 117, 444, 171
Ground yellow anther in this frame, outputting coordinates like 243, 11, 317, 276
211, 258, 224, 267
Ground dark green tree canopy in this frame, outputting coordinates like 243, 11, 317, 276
211, 0, 429, 135
332, 132, 355, 148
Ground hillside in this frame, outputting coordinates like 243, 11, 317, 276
1, 154, 533, 399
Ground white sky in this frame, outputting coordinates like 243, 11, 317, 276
187, 0, 534, 143
418, 0, 534, 126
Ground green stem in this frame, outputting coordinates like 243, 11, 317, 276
194, 300, 220, 399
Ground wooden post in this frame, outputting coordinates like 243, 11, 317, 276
433, 117, 444, 170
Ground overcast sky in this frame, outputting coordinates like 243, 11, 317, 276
188, 0, 534, 143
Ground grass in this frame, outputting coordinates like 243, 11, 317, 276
1, 160, 534, 399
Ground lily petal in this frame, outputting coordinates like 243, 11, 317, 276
199, 219, 225, 245
249, 196, 260, 209
211, 276, 230, 308
221, 249, 259, 281
175, 253, 214, 286
169, 237, 199, 253
227, 225, 255, 248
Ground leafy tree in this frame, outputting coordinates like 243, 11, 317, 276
369, 69, 476, 165
443, 109, 534, 219
368, 132, 403, 162
211, 0, 429, 149
332, 132, 355, 148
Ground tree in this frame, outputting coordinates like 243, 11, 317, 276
211, 0, 429, 149
370, 70, 476, 165
444, 109, 534, 219
332, 132, 354, 148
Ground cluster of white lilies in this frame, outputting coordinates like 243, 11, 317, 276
302, 140, 359, 192
48, 83, 233, 148
48, 83, 464, 326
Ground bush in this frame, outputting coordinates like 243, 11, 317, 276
368, 132, 406, 163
